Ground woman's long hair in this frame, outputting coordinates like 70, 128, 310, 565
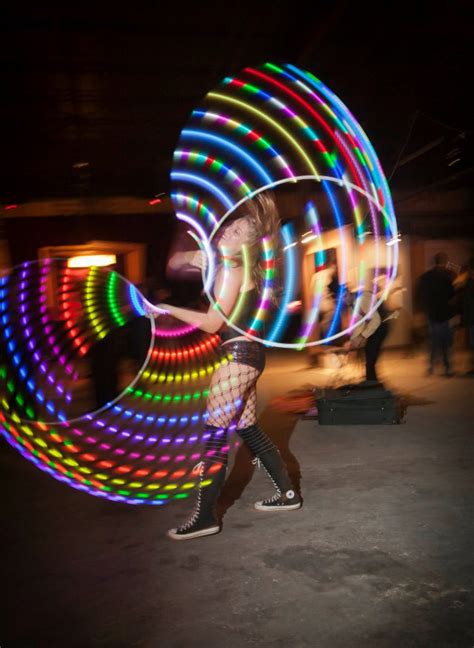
230, 191, 280, 298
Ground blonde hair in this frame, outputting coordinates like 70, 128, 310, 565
233, 191, 280, 295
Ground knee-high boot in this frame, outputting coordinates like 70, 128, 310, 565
238, 424, 302, 511
167, 425, 228, 540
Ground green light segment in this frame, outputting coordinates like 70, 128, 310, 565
263, 62, 284, 74
255, 137, 271, 151
305, 71, 322, 84
354, 147, 367, 167
323, 152, 336, 169
127, 388, 209, 404
210, 160, 223, 173
107, 272, 127, 328
85, 267, 110, 340
242, 82, 260, 95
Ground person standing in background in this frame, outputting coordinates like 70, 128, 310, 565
345, 289, 393, 384
462, 257, 474, 376
417, 252, 455, 376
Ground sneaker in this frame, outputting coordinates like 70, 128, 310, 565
254, 489, 302, 512
168, 458, 225, 540
167, 520, 221, 541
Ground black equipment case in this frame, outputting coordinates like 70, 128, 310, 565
318, 383, 402, 425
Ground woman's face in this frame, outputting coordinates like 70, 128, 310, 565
218, 217, 252, 254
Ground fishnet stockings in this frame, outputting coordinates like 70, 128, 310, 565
206, 362, 259, 429
237, 387, 257, 429
190, 361, 294, 525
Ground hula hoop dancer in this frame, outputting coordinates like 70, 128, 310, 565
158, 192, 301, 540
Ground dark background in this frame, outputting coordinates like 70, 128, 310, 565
1, 1, 472, 204
1, 7, 474, 648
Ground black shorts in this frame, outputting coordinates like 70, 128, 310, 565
221, 340, 266, 373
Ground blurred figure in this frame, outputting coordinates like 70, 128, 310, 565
88, 274, 157, 411
124, 277, 165, 367
344, 289, 392, 384
89, 327, 122, 409
417, 252, 455, 376
462, 257, 474, 375
311, 250, 339, 340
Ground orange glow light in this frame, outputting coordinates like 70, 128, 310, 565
67, 254, 117, 268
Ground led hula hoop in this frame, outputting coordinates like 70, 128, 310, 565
1, 62, 398, 504
171, 62, 399, 348
0, 260, 233, 504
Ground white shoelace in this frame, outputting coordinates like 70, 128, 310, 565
192, 461, 204, 475
263, 492, 283, 504
179, 462, 205, 531
251, 458, 285, 502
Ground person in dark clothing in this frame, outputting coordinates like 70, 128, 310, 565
89, 328, 123, 409
417, 252, 455, 376
462, 257, 474, 375
364, 305, 391, 382
345, 290, 393, 383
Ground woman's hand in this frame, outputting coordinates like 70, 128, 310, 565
156, 303, 172, 314
188, 250, 208, 270
141, 300, 169, 316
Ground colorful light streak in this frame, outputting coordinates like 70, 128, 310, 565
0, 259, 244, 504
205, 176, 397, 347
1, 61, 398, 506
180, 129, 273, 186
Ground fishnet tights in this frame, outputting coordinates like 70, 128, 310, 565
197, 361, 292, 513
206, 362, 259, 430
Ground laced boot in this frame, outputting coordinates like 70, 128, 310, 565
168, 425, 228, 540
237, 424, 302, 512
252, 451, 302, 511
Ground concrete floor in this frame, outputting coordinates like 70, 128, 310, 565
1, 349, 474, 647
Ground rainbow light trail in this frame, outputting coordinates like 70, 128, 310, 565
0, 61, 398, 505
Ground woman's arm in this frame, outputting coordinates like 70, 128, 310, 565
158, 267, 242, 334
167, 250, 208, 272
167, 250, 193, 271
